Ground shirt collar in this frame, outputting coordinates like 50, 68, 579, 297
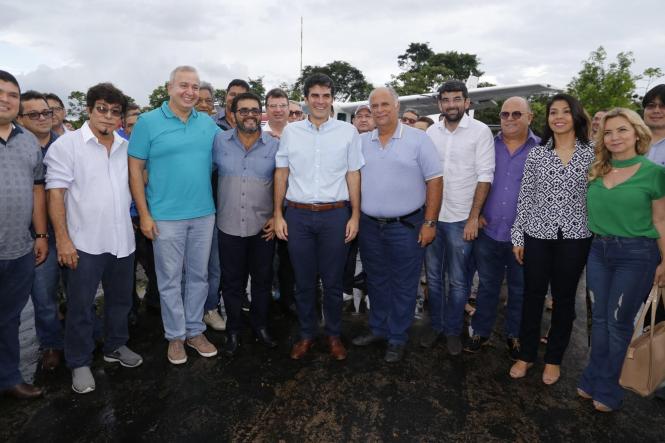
305, 116, 333, 130
436, 112, 470, 133
160, 101, 198, 120
495, 129, 540, 146
81, 121, 123, 148
0, 123, 22, 144
226, 128, 272, 146
370, 121, 404, 142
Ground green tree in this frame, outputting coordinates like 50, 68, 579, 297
294, 61, 374, 102
148, 82, 170, 109
248, 77, 266, 98
67, 90, 88, 127
389, 43, 484, 95
643, 67, 664, 94
567, 46, 639, 114
278, 82, 302, 101
214, 88, 225, 106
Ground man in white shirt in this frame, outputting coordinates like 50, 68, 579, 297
264, 88, 289, 138
422, 80, 495, 355
45, 83, 142, 394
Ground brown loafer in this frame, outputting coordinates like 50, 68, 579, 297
40, 348, 62, 371
1, 383, 44, 400
327, 336, 347, 361
290, 339, 315, 360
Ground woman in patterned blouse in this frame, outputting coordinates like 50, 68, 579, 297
510, 94, 594, 384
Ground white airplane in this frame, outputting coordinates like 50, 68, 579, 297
324, 77, 560, 122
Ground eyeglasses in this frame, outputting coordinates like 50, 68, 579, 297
268, 103, 288, 110
499, 111, 525, 120
401, 117, 417, 124
50, 106, 64, 113
236, 107, 261, 117
95, 105, 123, 118
20, 110, 54, 120
645, 102, 665, 111
289, 110, 303, 117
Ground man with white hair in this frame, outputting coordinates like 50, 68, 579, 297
128, 66, 221, 365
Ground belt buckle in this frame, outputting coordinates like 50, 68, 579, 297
311, 204, 321, 212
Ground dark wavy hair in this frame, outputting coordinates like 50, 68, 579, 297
86, 83, 128, 115
541, 93, 589, 146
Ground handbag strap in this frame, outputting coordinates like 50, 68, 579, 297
631, 285, 664, 342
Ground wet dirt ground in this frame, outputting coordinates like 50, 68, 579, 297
2, 282, 664, 442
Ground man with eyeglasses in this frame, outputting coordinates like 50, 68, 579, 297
17, 91, 65, 372
212, 92, 279, 356
129, 66, 221, 366
288, 100, 305, 123
463, 97, 540, 359
0, 70, 47, 400
644, 85, 665, 167
45, 82, 142, 394
422, 80, 495, 356
401, 108, 419, 127
44, 93, 68, 136
264, 88, 289, 138
274, 73, 364, 361
215, 79, 250, 130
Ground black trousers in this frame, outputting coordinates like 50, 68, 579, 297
518, 233, 592, 364
219, 230, 275, 335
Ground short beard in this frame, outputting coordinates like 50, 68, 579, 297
237, 119, 259, 134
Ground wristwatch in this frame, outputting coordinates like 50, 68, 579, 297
423, 220, 437, 228
35, 233, 49, 239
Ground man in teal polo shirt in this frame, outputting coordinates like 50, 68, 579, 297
128, 65, 220, 365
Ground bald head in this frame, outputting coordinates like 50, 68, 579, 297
500, 96, 532, 142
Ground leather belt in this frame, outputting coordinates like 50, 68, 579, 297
366, 208, 422, 229
287, 201, 348, 212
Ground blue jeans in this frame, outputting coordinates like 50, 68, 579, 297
205, 226, 222, 311
0, 251, 34, 390
426, 220, 474, 336
471, 231, 524, 338
359, 211, 425, 345
579, 236, 659, 410
153, 214, 215, 341
285, 206, 349, 339
30, 237, 64, 350
65, 251, 134, 368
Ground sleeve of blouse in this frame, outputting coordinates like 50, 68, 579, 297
511, 148, 537, 247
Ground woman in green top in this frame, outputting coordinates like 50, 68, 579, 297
578, 108, 665, 412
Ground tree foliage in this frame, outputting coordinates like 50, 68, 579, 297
389, 43, 484, 95
294, 61, 374, 102
567, 46, 639, 114
67, 90, 87, 127
148, 82, 170, 110
249, 77, 266, 98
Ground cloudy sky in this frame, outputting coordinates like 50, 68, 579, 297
3, 0, 663, 108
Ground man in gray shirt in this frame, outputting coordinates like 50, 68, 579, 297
0, 70, 48, 399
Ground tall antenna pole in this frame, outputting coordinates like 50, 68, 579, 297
300, 16, 303, 74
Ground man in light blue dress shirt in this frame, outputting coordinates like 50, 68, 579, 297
274, 74, 364, 361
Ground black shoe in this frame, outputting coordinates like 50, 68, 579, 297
420, 329, 442, 348
384, 344, 405, 363
352, 333, 384, 347
446, 335, 462, 356
464, 335, 490, 353
223, 333, 240, 356
255, 328, 277, 348
506, 337, 521, 361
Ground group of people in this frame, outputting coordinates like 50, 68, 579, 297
1, 66, 664, 413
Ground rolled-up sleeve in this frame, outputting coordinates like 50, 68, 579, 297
44, 138, 74, 190
275, 126, 290, 168
475, 126, 495, 183
347, 129, 365, 172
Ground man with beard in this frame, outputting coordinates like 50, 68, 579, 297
422, 80, 495, 355
17, 91, 65, 371
129, 66, 220, 365
45, 83, 142, 393
213, 92, 279, 355
214, 79, 250, 130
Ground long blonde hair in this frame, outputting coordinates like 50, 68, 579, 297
588, 108, 653, 181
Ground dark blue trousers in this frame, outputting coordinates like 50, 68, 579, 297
285, 206, 349, 339
218, 229, 275, 335
0, 251, 34, 390
359, 212, 425, 345
65, 250, 134, 369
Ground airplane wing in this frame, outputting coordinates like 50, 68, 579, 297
335, 83, 561, 120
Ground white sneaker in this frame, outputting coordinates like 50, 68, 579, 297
72, 366, 95, 394
203, 309, 226, 331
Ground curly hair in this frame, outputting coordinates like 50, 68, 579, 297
588, 107, 652, 181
